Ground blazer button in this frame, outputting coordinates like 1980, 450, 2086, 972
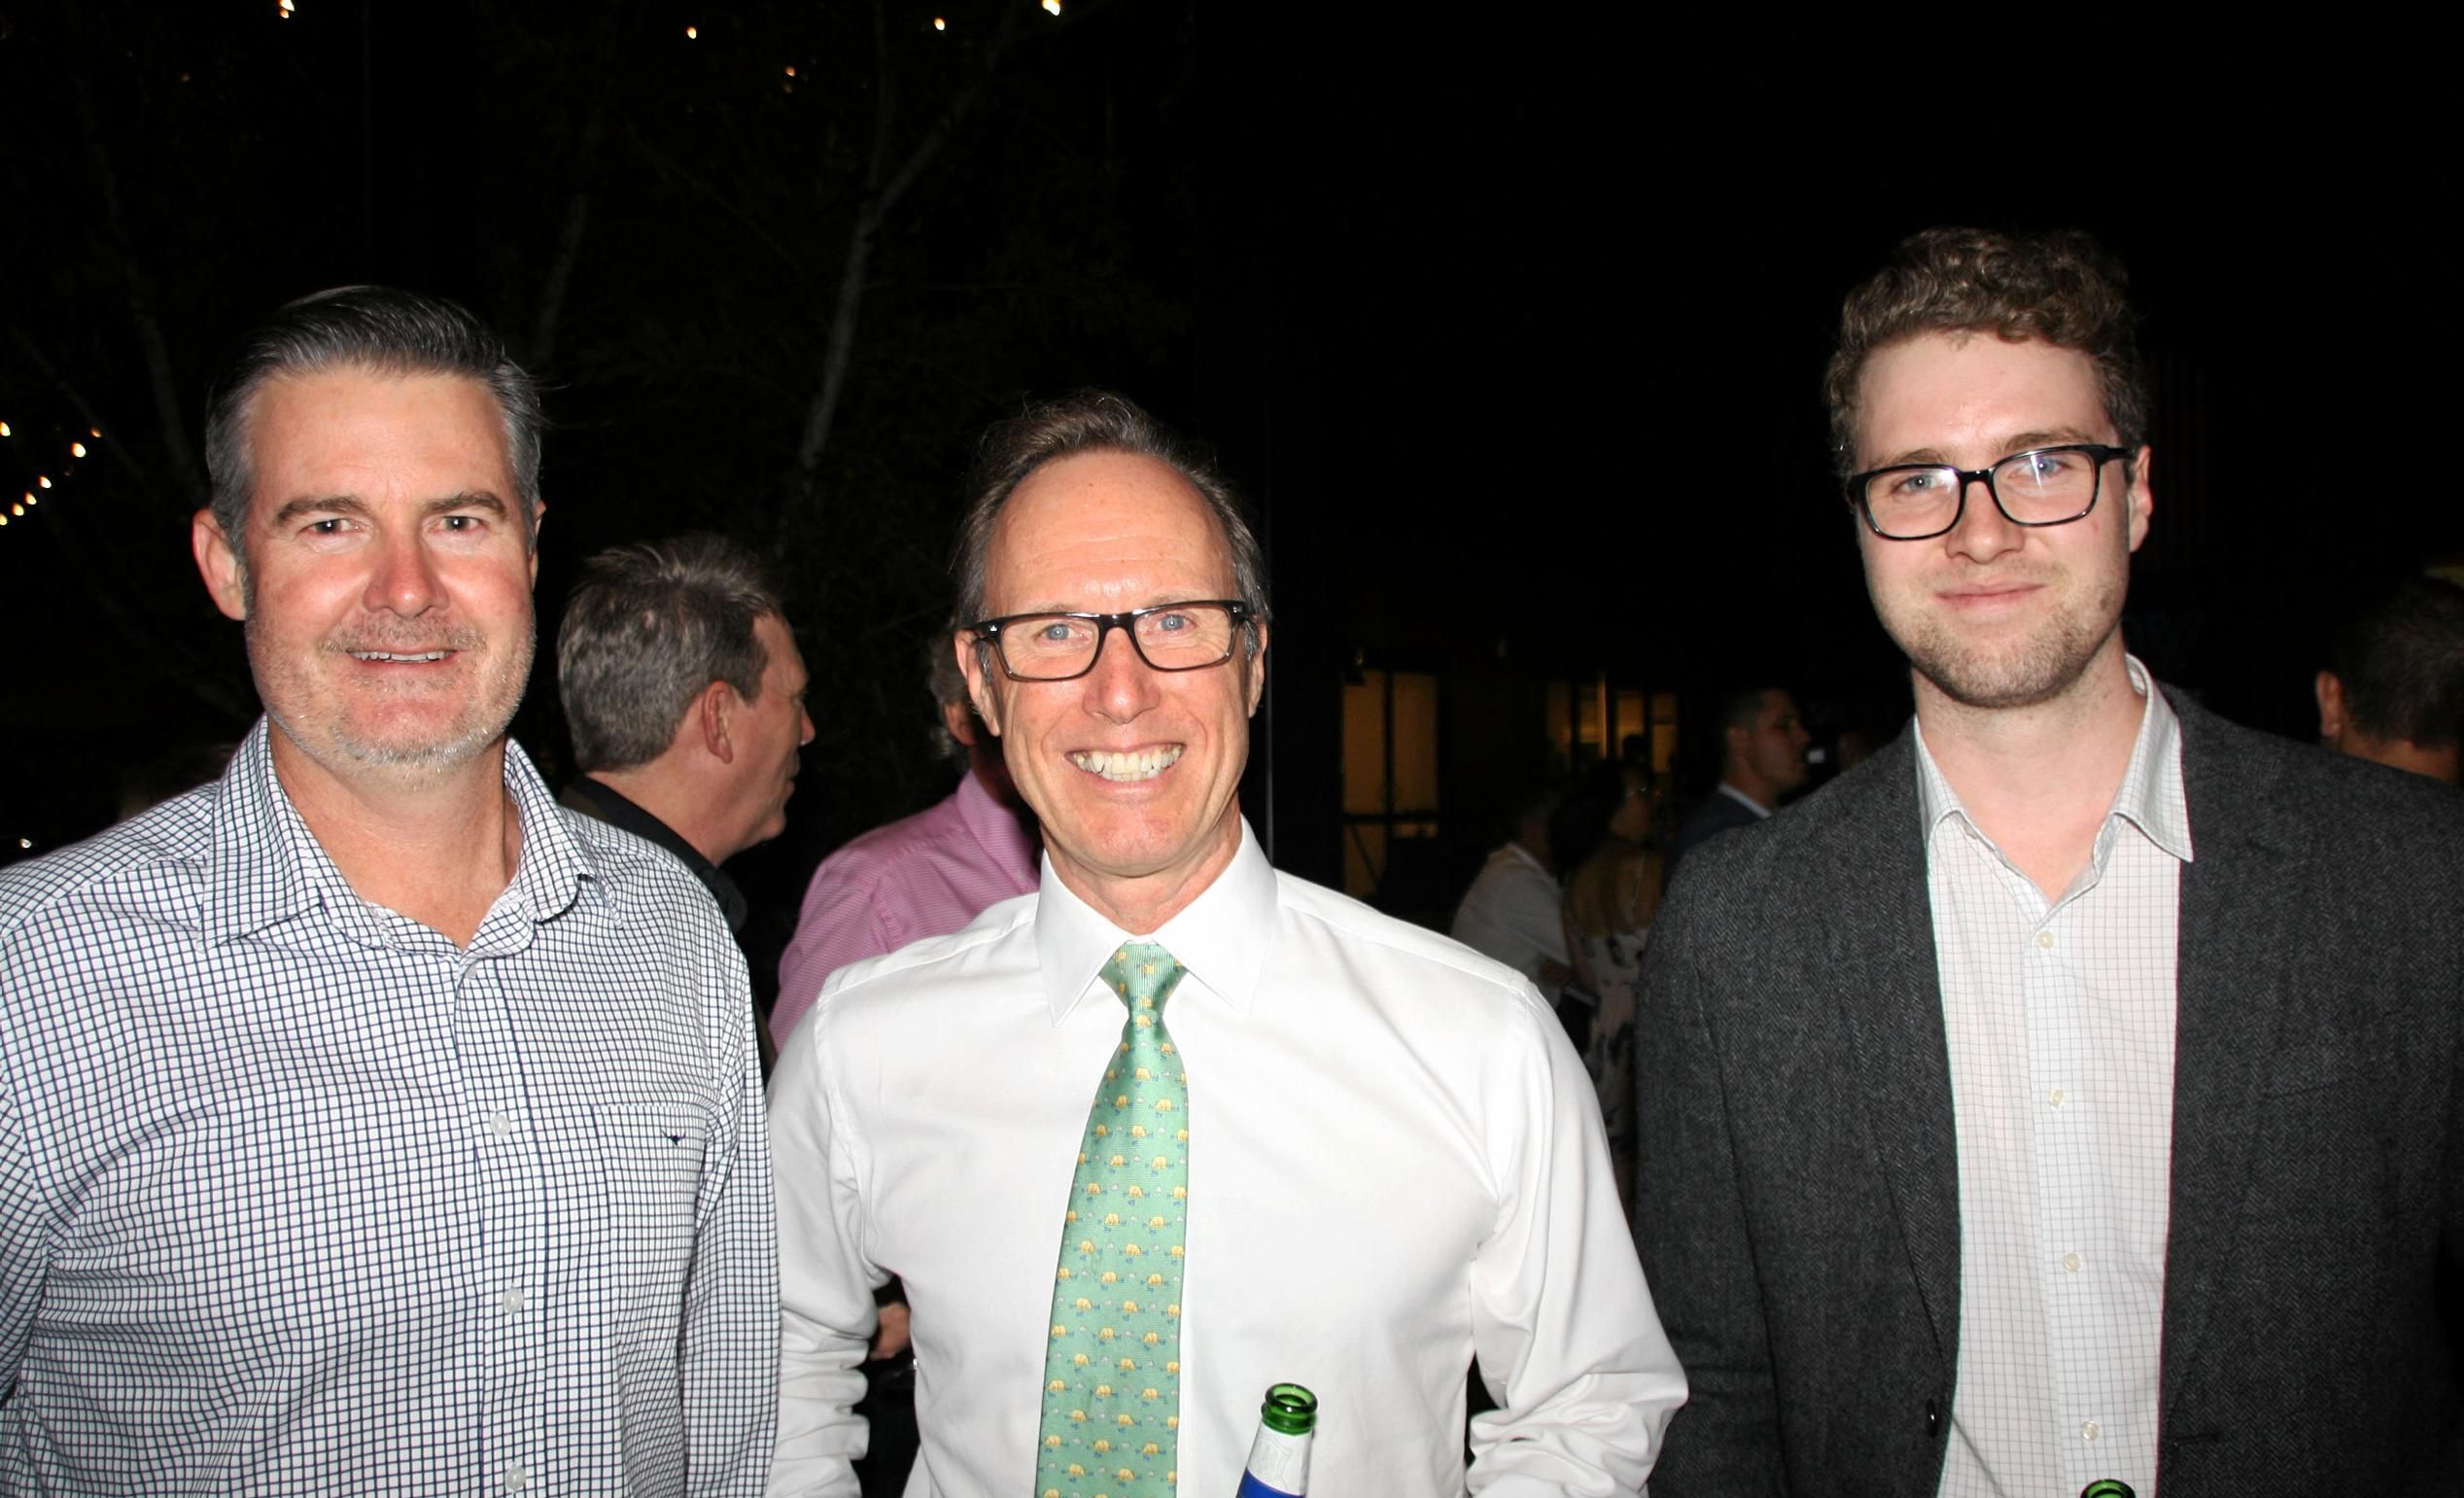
1926, 1398, 1943, 1439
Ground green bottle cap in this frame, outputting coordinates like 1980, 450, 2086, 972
2079, 1481, 2136, 1498
1259, 1382, 1317, 1436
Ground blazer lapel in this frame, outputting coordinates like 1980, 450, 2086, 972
2160, 693, 2306, 1411
1820, 734, 1963, 1371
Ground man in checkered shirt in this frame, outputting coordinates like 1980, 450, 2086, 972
0, 287, 776, 1491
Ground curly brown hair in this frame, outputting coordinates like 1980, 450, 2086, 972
1823, 226, 2147, 474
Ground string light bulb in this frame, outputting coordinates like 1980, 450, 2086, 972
0, 421, 11, 436
933, 17, 947, 28
1042, 0, 1061, 14
684, 24, 698, 38
88, 428, 100, 438
36, 476, 51, 489
69, 442, 87, 458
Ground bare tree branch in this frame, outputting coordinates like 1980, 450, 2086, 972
71, 75, 203, 509
792, 0, 1024, 483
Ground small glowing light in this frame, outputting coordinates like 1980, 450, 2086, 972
21, 494, 34, 506
1, 515, 10, 527
36, 476, 51, 489
88, 428, 101, 438
1042, 0, 1061, 14
684, 24, 698, 38
0, 421, 10, 436
784, 65, 797, 76
933, 17, 947, 28
8, 505, 19, 518
70, 442, 87, 458
16, 839, 30, 851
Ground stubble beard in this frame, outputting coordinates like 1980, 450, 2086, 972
1885, 568, 2127, 713
251, 616, 536, 778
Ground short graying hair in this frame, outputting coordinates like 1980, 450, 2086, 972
557, 534, 782, 773
926, 631, 973, 766
204, 286, 543, 571
950, 391, 1269, 645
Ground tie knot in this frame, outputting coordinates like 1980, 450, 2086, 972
1100, 942, 1185, 1015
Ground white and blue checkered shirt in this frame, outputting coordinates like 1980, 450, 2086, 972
0, 720, 776, 1493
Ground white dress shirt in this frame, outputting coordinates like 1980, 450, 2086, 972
1449, 841, 1570, 984
769, 820, 1682, 1496
0, 720, 776, 1494
1916, 657, 2189, 1498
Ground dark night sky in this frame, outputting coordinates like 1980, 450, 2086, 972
3, 6, 2452, 905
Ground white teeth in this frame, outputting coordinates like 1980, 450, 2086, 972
1069, 745, 1184, 782
350, 650, 448, 662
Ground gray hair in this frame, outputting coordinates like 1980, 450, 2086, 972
203, 286, 543, 574
557, 534, 782, 773
926, 630, 973, 766
950, 391, 1269, 645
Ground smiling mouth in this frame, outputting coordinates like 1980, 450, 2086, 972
1069, 746, 1184, 782
349, 649, 452, 663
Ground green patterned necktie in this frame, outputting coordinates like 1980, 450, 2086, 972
1036, 943, 1191, 1498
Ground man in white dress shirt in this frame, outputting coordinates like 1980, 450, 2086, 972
768, 392, 1683, 1496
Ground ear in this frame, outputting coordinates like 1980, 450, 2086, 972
2315, 670, 2345, 745
527, 501, 546, 587
696, 679, 739, 763
956, 632, 1003, 737
2123, 445, 2154, 554
1243, 621, 1270, 717
192, 508, 248, 621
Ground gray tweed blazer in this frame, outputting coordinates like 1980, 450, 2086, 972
1634, 686, 2464, 1497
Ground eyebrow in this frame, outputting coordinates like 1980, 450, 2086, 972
1870, 428, 2109, 470
266, 491, 509, 530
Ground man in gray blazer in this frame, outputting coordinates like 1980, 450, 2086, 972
1636, 226, 2464, 1496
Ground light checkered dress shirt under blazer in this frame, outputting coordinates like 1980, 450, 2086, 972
0, 720, 777, 1494
1916, 657, 2190, 1498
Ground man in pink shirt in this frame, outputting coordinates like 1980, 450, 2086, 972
774, 641, 1039, 1043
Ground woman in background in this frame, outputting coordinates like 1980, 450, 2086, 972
1549, 758, 1662, 1210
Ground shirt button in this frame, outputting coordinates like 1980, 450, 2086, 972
2048, 1088, 2068, 1109
503, 1463, 530, 1491
500, 1286, 527, 1313
486, 1112, 515, 1136
2035, 930, 2055, 950
2081, 1419, 2100, 1443
2062, 1250, 2083, 1273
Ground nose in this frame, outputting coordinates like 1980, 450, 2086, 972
364, 532, 446, 615
798, 704, 816, 748
1081, 620, 1161, 722
1944, 471, 2024, 565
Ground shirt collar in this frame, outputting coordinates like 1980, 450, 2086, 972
954, 766, 1040, 876
1715, 782, 1773, 819
561, 776, 739, 929
202, 719, 594, 947
1912, 653, 2194, 865
1033, 817, 1277, 1025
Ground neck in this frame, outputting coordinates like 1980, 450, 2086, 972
588, 765, 733, 865
1914, 640, 2145, 898
2343, 734, 2463, 785
268, 729, 523, 948
1050, 812, 1243, 936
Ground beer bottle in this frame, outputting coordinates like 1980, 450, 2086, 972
2079, 1481, 2136, 1498
1233, 1383, 1317, 1498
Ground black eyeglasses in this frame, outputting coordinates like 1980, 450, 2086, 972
965, 600, 1254, 682
1845, 443, 2134, 540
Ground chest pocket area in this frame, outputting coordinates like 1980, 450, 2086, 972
591, 1098, 712, 1331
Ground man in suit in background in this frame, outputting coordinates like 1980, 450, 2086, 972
1636, 227, 2463, 1495
1664, 682, 1810, 882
